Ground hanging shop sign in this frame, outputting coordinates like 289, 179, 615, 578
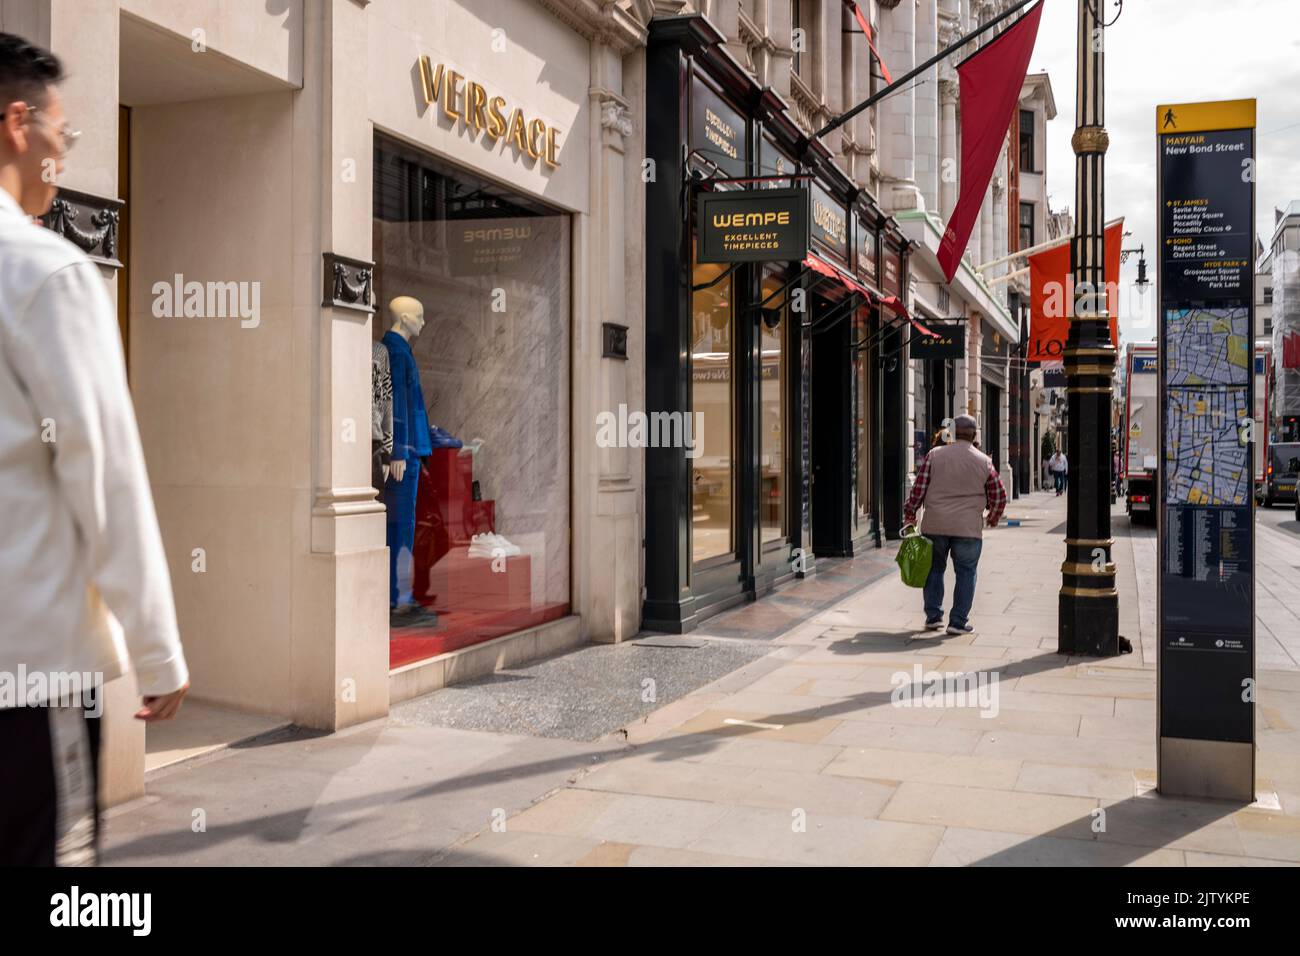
690, 76, 747, 179
1156, 98, 1256, 795
417, 56, 562, 168
856, 219, 878, 284
759, 134, 798, 189
909, 322, 964, 360
809, 183, 848, 261
696, 188, 809, 263
881, 245, 903, 297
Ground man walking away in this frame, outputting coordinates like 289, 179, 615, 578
903, 415, 1006, 635
0, 33, 189, 866
1048, 449, 1068, 495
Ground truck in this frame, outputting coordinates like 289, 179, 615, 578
1123, 343, 1159, 524
1253, 347, 1273, 503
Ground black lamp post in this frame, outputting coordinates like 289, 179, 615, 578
1059, 0, 1124, 656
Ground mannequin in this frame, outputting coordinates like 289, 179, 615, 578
371, 340, 393, 489
383, 296, 434, 624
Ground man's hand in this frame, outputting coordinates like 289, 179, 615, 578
986, 515, 1000, 528
135, 681, 189, 721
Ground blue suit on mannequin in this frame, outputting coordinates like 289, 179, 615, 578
382, 297, 432, 612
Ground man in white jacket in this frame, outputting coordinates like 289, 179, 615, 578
0, 33, 188, 865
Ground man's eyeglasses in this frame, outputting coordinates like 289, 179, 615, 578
24, 104, 80, 155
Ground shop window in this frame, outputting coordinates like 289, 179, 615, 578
760, 272, 787, 544
1019, 108, 1036, 173
1019, 202, 1035, 253
371, 135, 571, 667
854, 307, 875, 531
691, 248, 735, 563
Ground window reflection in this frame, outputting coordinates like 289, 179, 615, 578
760, 272, 786, 544
691, 252, 733, 562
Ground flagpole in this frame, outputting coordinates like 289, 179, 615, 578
1059, 0, 1122, 656
811, 0, 1040, 144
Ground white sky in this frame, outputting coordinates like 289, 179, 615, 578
1028, 0, 1300, 342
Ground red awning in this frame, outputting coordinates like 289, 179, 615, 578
804, 253, 938, 339
878, 294, 938, 338
804, 251, 875, 296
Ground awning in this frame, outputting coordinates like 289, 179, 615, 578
878, 294, 939, 338
806, 250, 940, 340
804, 251, 872, 298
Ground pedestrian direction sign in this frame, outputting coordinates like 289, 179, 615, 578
1156, 99, 1256, 801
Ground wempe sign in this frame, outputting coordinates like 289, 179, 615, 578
697, 188, 810, 263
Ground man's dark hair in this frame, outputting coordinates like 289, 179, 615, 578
0, 33, 64, 111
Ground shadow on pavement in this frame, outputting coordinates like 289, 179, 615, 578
968, 792, 1245, 866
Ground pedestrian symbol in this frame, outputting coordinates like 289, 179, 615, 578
1163, 108, 1177, 130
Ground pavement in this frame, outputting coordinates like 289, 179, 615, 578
102, 491, 1300, 866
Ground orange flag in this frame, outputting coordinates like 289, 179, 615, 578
1027, 220, 1123, 362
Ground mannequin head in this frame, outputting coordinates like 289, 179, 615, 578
388, 295, 425, 340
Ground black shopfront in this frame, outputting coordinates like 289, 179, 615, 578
642, 15, 911, 633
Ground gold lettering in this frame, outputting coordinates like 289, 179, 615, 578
545, 125, 561, 168
467, 82, 488, 130
527, 118, 546, 159
418, 56, 444, 107
486, 96, 508, 139
442, 70, 463, 122
506, 109, 529, 153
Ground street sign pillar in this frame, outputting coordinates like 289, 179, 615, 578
1155, 99, 1257, 802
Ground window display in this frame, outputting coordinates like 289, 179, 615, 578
372, 136, 571, 667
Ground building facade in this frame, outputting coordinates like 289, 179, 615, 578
9, 0, 1064, 804
5, 0, 650, 804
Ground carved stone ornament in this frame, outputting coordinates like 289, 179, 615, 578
40, 187, 122, 268
322, 252, 375, 313
1071, 125, 1110, 155
600, 99, 634, 139
602, 322, 629, 360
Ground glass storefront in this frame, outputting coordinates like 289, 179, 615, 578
372, 135, 571, 667
690, 249, 735, 563
760, 271, 787, 545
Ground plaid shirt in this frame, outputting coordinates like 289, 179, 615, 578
903, 447, 1008, 529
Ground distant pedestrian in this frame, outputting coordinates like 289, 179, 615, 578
0, 33, 189, 866
903, 414, 1007, 636
1048, 450, 1068, 495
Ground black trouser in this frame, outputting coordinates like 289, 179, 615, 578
0, 705, 101, 866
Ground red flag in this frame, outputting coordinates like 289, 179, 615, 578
844, 1, 892, 84
937, 1, 1044, 282
1285, 331, 1300, 370
1027, 220, 1123, 361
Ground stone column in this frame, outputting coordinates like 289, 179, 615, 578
914, 0, 940, 212
880, 0, 924, 212
581, 41, 641, 643
939, 78, 959, 220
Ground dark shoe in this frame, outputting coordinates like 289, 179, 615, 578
924, 618, 944, 631
946, 622, 974, 636
390, 604, 439, 629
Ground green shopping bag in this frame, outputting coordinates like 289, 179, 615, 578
895, 526, 933, 588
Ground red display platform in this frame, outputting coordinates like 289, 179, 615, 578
389, 602, 570, 668
412, 447, 496, 604
392, 443, 557, 670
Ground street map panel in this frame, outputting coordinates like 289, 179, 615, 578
1164, 388, 1250, 505
1165, 307, 1251, 386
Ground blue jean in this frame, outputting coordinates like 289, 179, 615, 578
923, 534, 983, 628
385, 463, 420, 608
1053, 471, 1066, 493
